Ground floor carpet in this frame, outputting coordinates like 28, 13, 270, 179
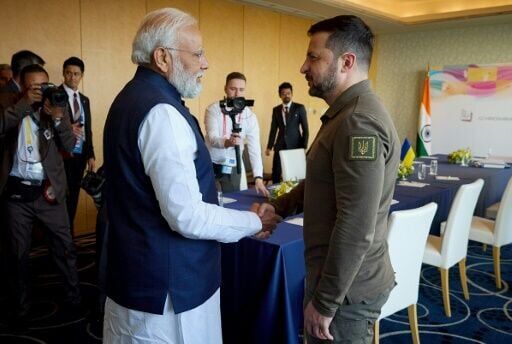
0, 234, 511, 343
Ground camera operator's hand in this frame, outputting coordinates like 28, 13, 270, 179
250, 202, 281, 239
24, 84, 43, 105
43, 100, 65, 120
224, 133, 242, 148
255, 178, 270, 197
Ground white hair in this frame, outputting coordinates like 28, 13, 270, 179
131, 8, 197, 65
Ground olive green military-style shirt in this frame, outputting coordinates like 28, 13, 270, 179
271, 80, 400, 317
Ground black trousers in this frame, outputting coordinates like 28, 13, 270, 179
272, 149, 283, 184
64, 154, 87, 236
6, 196, 81, 316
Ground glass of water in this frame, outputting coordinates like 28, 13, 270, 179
217, 191, 224, 207
429, 160, 438, 176
417, 163, 427, 180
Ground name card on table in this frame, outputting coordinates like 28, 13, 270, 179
285, 217, 304, 227
222, 197, 237, 204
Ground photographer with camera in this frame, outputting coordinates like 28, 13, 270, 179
1, 64, 81, 323
205, 72, 269, 196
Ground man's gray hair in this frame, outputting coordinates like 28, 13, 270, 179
131, 8, 197, 65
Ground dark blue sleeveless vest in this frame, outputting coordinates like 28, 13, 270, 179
103, 66, 220, 314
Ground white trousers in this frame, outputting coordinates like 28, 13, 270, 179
103, 289, 222, 344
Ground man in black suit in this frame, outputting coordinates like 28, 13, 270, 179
60, 57, 95, 236
266, 82, 309, 183
3, 64, 81, 320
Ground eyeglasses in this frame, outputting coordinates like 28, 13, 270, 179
163, 47, 205, 61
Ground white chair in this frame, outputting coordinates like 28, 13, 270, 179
485, 202, 499, 219
373, 203, 438, 344
422, 179, 484, 317
469, 177, 512, 289
279, 148, 306, 181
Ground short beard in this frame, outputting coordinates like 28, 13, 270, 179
168, 56, 202, 99
308, 60, 338, 99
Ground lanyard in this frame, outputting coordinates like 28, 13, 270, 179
23, 116, 35, 155
222, 112, 242, 138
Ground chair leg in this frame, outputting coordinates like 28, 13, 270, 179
482, 243, 487, 252
373, 320, 379, 344
458, 258, 470, 300
493, 246, 502, 289
407, 304, 420, 344
440, 267, 451, 317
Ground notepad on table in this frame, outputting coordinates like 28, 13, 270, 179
397, 181, 428, 188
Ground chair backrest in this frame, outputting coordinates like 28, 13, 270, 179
279, 148, 306, 181
441, 179, 484, 267
494, 177, 512, 246
380, 202, 438, 319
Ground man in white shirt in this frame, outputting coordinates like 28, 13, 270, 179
102, 8, 280, 344
205, 72, 270, 196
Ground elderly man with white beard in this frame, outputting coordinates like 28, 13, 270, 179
102, 8, 280, 344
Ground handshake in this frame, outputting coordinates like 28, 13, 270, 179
250, 203, 282, 239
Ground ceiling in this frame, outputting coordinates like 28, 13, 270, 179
233, 0, 512, 33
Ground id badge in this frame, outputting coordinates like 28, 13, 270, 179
224, 158, 236, 167
221, 165, 232, 174
26, 162, 44, 180
73, 137, 84, 154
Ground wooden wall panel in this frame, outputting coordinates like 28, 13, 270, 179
243, 7, 280, 172
0, 0, 81, 83
198, 0, 244, 130
77, 0, 146, 234
278, 15, 324, 148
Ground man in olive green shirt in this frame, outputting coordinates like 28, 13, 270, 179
257, 15, 400, 343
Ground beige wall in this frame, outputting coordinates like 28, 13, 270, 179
373, 22, 512, 148
0, 0, 321, 234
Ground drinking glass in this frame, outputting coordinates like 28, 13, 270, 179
429, 160, 438, 176
417, 163, 427, 180
217, 191, 224, 207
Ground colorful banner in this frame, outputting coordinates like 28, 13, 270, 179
429, 63, 512, 158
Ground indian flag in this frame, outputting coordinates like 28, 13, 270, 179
416, 74, 432, 156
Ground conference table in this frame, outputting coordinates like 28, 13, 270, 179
220, 155, 512, 344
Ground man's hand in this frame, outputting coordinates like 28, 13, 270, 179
265, 148, 271, 156
304, 301, 334, 340
87, 158, 96, 172
250, 202, 282, 239
24, 84, 43, 105
224, 133, 242, 148
71, 122, 84, 139
43, 100, 65, 120
254, 178, 270, 197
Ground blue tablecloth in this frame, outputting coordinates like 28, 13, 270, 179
221, 189, 305, 344
220, 157, 512, 343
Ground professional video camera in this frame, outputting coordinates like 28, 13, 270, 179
40, 82, 68, 108
220, 97, 254, 114
219, 97, 255, 174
